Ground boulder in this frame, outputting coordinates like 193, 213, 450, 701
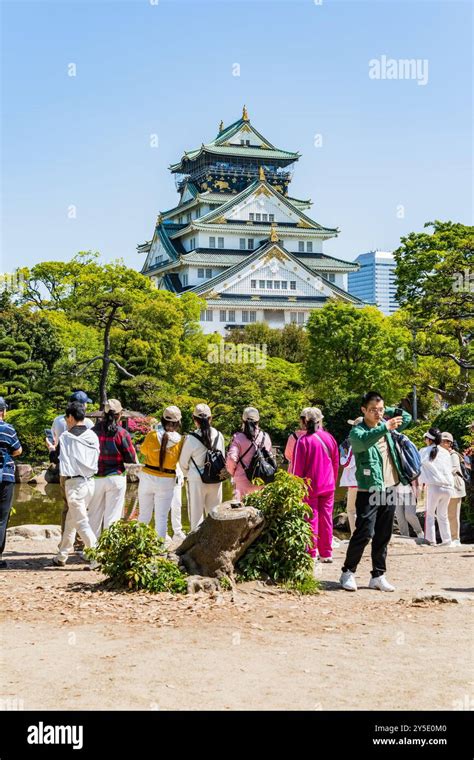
175, 501, 264, 579
333, 511, 349, 532
14, 464, 33, 483
7, 524, 61, 540
125, 463, 142, 483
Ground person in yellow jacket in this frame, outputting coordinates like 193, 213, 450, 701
138, 406, 184, 539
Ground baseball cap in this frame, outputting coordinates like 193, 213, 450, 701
242, 406, 260, 422
300, 407, 312, 418
163, 405, 182, 422
104, 399, 123, 414
347, 416, 364, 426
70, 390, 93, 404
305, 407, 324, 422
193, 403, 212, 419
0, 396, 8, 411
440, 432, 454, 443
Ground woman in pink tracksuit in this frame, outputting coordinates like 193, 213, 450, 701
292, 407, 339, 562
226, 407, 272, 502
284, 407, 311, 474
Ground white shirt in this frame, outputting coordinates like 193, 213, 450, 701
58, 427, 100, 478
52, 414, 93, 444
179, 427, 225, 481
419, 445, 454, 490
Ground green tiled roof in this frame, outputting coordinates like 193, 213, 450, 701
170, 144, 299, 172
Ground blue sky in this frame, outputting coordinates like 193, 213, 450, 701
1, 0, 472, 273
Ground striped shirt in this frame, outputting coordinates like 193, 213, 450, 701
0, 420, 21, 483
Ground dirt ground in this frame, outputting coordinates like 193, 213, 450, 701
1, 534, 473, 711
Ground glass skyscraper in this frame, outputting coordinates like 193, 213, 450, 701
348, 250, 398, 316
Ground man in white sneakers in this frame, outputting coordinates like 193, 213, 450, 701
49, 401, 100, 567
339, 391, 412, 593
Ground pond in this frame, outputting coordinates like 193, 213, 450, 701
9, 480, 236, 532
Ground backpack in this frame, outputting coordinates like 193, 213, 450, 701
454, 451, 470, 484
189, 432, 229, 484
390, 430, 421, 482
239, 431, 277, 485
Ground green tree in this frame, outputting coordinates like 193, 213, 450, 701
394, 221, 474, 403
305, 301, 413, 403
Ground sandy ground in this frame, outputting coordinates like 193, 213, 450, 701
1, 534, 473, 711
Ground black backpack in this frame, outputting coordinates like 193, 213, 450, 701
390, 430, 422, 482
189, 432, 229, 484
239, 432, 277, 485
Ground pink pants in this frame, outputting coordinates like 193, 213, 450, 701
306, 491, 334, 558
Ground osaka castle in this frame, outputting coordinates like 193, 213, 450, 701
138, 106, 363, 334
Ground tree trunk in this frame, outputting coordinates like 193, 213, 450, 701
98, 307, 117, 409
175, 501, 264, 580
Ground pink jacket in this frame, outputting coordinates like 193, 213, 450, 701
226, 429, 272, 484
292, 430, 339, 499
284, 429, 305, 474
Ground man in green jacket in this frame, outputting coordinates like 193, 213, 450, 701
340, 391, 412, 592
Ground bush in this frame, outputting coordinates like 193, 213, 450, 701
236, 470, 318, 592
87, 520, 187, 594
6, 400, 56, 462
432, 404, 474, 450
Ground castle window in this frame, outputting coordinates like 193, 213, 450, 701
228, 310, 236, 322
251, 280, 256, 289
249, 311, 256, 322
218, 237, 224, 249
266, 280, 273, 289
298, 242, 304, 252
249, 213, 254, 221
205, 268, 212, 278
242, 311, 249, 323
209, 237, 216, 248
274, 281, 280, 290
240, 238, 246, 250
220, 310, 227, 322
262, 213, 268, 222
281, 280, 288, 289
290, 281, 296, 290
269, 214, 275, 222
198, 268, 204, 278
200, 309, 213, 322
256, 213, 261, 222
186, 213, 191, 223
259, 280, 265, 288
247, 239, 254, 250
181, 273, 188, 286
307, 242, 313, 252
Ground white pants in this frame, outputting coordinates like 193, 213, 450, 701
138, 472, 175, 538
395, 487, 423, 537
88, 475, 127, 538
424, 484, 452, 544
186, 478, 222, 531
171, 481, 184, 536
57, 478, 97, 561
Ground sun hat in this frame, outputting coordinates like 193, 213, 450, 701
242, 407, 260, 422
163, 405, 182, 422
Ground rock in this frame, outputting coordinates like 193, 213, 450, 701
460, 520, 474, 545
125, 463, 142, 483
186, 576, 221, 595
14, 464, 33, 483
7, 524, 61, 540
27, 470, 48, 486
333, 511, 349, 532
45, 465, 60, 484
176, 501, 265, 579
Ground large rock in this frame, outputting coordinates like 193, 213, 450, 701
14, 464, 33, 483
175, 501, 264, 579
7, 524, 61, 540
125, 463, 142, 483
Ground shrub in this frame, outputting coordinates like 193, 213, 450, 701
6, 400, 56, 461
432, 404, 474, 450
87, 520, 187, 594
236, 470, 318, 592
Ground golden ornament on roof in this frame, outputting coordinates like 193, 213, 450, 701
219, 120, 224, 132
270, 223, 279, 242
259, 166, 266, 181
242, 105, 249, 121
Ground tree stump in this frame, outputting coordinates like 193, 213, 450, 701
175, 501, 264, 580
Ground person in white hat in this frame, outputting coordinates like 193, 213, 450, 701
440, 432, 466, 546
284, 408, 312, 474
338, 417, 363, 535
137, 406, 184, 540
418, 427, 455, 546
179, 404, 225, 530
226, 407, 273, 502
87, 400, 138, 539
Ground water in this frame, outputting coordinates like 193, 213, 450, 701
10, 480, 236, 530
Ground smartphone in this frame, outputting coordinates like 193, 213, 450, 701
393, 407, 404, 417
44, 428, 55, 444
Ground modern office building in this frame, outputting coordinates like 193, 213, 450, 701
348, 250, 398, 316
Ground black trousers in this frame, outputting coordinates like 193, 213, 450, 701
0, 481, 15, 555
342, 487, 396, 578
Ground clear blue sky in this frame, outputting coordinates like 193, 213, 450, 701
1, 0, 472, 273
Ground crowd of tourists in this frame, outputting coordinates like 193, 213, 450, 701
0, 390, 471, 591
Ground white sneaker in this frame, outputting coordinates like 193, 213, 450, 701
340, 570, 357, 591
369, 575, 395, 592
173, 531, 187, 541
438, 540, 455, 547
451, 539, 461, 547
332, 537, 340, 549
319, 556, 333, 563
